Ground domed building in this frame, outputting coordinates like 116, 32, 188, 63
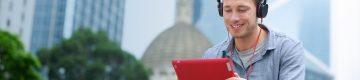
141, 0, 211, 80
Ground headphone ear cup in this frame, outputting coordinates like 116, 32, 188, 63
218, 3, 223, 17
257, 4, 268, 18
256, 5, 261, 18
261, 4, 268, 18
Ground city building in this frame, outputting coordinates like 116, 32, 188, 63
141, 0, 212, 80
0, 0, 35, 51
30, 0, 67, 53
30, 0, 125, 53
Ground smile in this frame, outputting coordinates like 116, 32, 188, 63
231, 24, 244, 29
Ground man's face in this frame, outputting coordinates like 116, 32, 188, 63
223, 0, 258, 38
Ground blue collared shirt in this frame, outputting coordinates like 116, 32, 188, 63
203, 25, 305, 80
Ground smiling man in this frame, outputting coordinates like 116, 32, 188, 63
202, 0, 305, 80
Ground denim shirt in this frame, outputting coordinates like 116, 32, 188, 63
203, 25, 305, 80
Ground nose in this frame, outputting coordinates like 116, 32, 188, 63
230, 12, 240, 23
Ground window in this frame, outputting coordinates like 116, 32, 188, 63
19, 28, 23, 37
21, 13, 25, 23
9, 1, 13, 12
23, 0, 27, 6
6, 19, 11, 28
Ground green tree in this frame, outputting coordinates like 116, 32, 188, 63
37, 27, 150, 80
0, 29, 42, 80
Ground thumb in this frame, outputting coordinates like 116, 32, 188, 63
234, 72, 239, 77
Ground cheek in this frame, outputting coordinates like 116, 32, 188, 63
249, 10, 258, 20
223, 18, 232, 26
242, 13, 257, 24
244, 11, 255, 19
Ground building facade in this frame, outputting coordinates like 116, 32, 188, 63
64, 0, 125, 47
0, 0, 35, 51
30, 0, 125, 53
30, 0, 67, 53
141, 0, 212, 80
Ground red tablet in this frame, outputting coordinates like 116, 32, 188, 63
172, 58, 235, 80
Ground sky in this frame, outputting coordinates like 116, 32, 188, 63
122, 0, 176, 59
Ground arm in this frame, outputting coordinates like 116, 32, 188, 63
279, 42, 305, 80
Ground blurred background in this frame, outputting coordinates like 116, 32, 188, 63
0, 0, 359, 80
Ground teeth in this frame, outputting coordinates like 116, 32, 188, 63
232, 24, 240, 28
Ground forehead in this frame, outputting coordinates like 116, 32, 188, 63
223, 0, 255, 7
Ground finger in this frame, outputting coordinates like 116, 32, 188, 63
234, 72, 239, 77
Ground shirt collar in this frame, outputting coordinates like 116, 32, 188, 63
223, 24, 276, 57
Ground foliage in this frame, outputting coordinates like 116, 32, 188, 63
0, 29, 42, 80
37, 27, 150, 80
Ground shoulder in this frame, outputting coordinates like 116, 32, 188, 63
270, 31, 305, 80
260, 24, 302, 51
273, 29, 303, 53
274, 30, 301, 47
266, 26, 304, 60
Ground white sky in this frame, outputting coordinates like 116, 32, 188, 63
122, 0, 176, 59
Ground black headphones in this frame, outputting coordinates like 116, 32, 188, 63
217, 0, 268, 18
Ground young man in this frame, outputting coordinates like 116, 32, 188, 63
202, 0, 305, 80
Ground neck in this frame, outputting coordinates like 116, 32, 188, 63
234, 25, 266, 51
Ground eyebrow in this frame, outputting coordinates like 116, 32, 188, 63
223, 5, 249, 9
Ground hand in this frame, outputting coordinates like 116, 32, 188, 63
226, 73, 246, 80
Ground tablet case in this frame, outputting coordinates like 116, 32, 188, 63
172, 58, 234, 80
